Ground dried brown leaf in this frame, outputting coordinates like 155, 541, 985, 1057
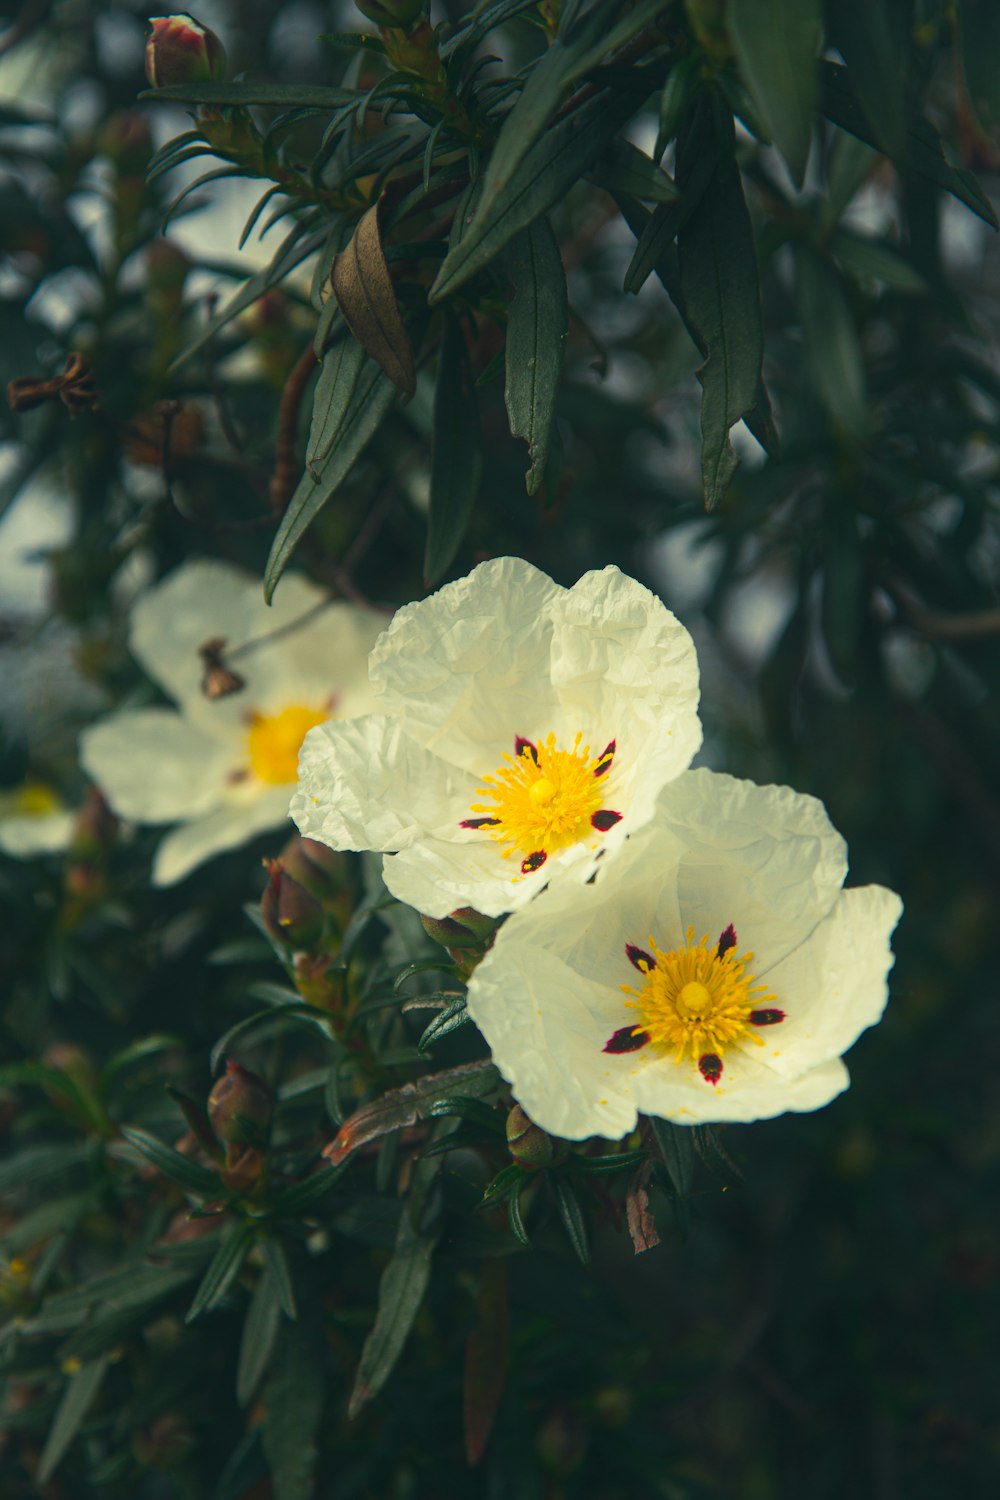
322, 1060, 498, 1166
330, 200, 416, 399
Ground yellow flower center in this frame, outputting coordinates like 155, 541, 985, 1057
8, 782, 63, 817
623, 926, 777, 1064
246, 704, 328, 785
467, 731, 616, 866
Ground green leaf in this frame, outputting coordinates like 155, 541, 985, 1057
141, 82, 354, 107
820, 61, 998, 230
504, 216, 567, 496
507, 1182, 531, 1246
425, 1095, 505, 1133
266, 1162, 345, 1218
552, 1176, 589, 1265
727, 0, 821, 186
347, 1192, 439, 1418
3, 1192, 92, 1255
417, 996, 472, 1055
237, 1263, 282, 1408
36, 1355, 109, 1484
649, 1117, 695, 1199
827, 0, 906, 161
430, 72, 651, 303
261, 1323, 325, 1500
325, 1061, 499, 1165
588, 137, 678, 203
261, 1236, 297, 1320
623, 90, 720, 295
831, 229, 927, 293
210, 1002, 332, 1075
264, 357, 395, 600
99, 1034, 183, 1094
568, 1148, 648, 1177
655, 54, 700, 159
463, 1259, 508, 1465
0, 1142, 91, 1194
425, 314, 482, 585
186, 1221, 254, 1324
675, 104, 764, 508
117, 1126, 222, 1197
794, 246, 866, 436
960, 0, 1000, 136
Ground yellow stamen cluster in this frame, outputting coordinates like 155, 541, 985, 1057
470, 732, 608, 861
623, 926, 776, 1064
247, 704, 328, 785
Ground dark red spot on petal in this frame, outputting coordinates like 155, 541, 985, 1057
520, 850, 547, 874
625, 943, 655, 973
593, 739, 616, 777
460, 816, 500, 829
698, 1053, 723, 1085
591, 809, 622, 832
514, 736, 538, 764
749, 1008, 785, 1026
717, 924, 737, 959
603, 1026, 650, 1054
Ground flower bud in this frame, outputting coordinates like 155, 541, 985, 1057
207, 1060, 272, 1151
68, 788, 117, 861
260, 859, 326, 950
144, 14, 227, 89
505, 1103, 556, 1170
420, 906, 498, 950
353, 0, 426, 28
97, 111, 154, 174
278, 834, 355, 917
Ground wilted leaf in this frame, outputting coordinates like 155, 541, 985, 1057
728, 0, 821, 186
425, 315, 482, 585
323, 1061, 499, 1165
625, 1163, 660, 1254
330, 201, 415, 398
464, 1259, 508, 1465
504, 217, 567, 495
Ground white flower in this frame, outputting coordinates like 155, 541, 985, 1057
80, 560, 383, 886
293, 557, 702, 919
466, 769, 902, 1137
0, 783, 75, 858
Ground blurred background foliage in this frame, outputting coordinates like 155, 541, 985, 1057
1, 0, 999, 1495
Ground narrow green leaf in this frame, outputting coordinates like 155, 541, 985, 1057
261, 1236, 297, 1320
623, 90, 719, 295
481, 1163, 527, 1204
0, 1142, 90, 1194
237, 1264, 282, 1407
118, 1126, 221, 1198
831, 229, 927, 293
552, 1177, 589, 1265
588, 137, 678, 203
347, 1200, 438, 1418
426, 1095, 505, 1133
507, 1183, 531, 1246
430, 74, 651, 303
264, 361, 395, 600
676, 106, 764, 508
649, 1117, 695, 1199
210, 1002, 332, 1075
504, 216, 567, 495
820, 61, 998, 230
305, 332, 365, 472
794, 247, 866, 436
655, 54, 700, 159
267, 1162, 345, 1218
960, 0, 1000, 135
425, 315, 482, 585
186, 1222, 254, 1323
418, 997, 472, 1055
728, 0, 821, 186
827, 0, 907, 160
36, 1355, 109, 1484
3, 1192, 91, 1255
463, 1259, 508, 1465
261, 1323, 325, 1500
568, 1148, 648, 1177
99, 1034, 183, 1093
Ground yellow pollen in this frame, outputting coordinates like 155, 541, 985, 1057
8, 782, 63, 817
469, 731, 611, 862
622, 926, 777, 1066
246, 703, 328, 785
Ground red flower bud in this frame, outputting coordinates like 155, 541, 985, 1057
420, 905, 498, 950
144, 14, 227, 89
207, 1060, 272, 1150
260, 859, 326, 950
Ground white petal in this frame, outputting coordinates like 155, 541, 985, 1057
656, 769, 850, 970
292, 717, 477, 852
0, 809, 75, 857
80, 709, 236, 823
152, 786, 292, 886
249, 601, 385, 719
753, 884, 902, 1078
129, 558, 325, 717
631, 1049, 850, 1125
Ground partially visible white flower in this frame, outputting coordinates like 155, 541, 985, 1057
80, 559, 383, 886
293, 557, 702, 919
466, 769, 902, 1138
0, 782, 75, 857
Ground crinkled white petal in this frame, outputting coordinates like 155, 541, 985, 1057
756, 884, 902, 1078
292, 716, 478, 854
80, 709, 237, 823
467, 768, 900, 1138
369, 559, 702, 781
0, 809, 76, 857
152, 785, 292, 886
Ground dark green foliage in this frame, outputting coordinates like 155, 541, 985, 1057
2, 1, 999, 1496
